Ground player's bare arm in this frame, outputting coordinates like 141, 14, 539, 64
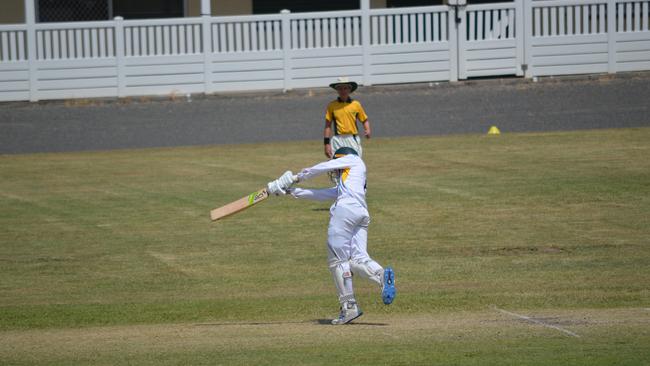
324, 119, 333, 158
363, 120, 371, 139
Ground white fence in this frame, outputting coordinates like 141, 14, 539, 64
526, 0, 650, 76
458, 2, 524, 78
1, 0, 649, 102
368, 6, 455, 84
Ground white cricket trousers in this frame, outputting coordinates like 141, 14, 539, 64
327, 201, 372, 267
327, 201, 384, 305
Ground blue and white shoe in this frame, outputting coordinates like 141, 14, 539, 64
382, 267, 396, 305
331, 302, 363, 325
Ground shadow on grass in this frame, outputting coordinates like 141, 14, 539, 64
314, 319, 389, 326
194, 320, 308, 327
193, 319, 389, 327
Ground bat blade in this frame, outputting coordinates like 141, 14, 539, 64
210, 188, 269, 221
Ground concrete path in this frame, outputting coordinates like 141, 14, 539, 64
1, 73, 649, 154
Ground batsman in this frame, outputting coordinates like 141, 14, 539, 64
267, 147, 396, 325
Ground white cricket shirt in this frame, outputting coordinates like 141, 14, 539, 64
291, 154, 367, 210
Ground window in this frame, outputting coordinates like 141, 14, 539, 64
38, 0, 109, 22
253, 0, 359, 14
113, 0, 184, 19
386, 0, 443, 7
37, 0, 186, 22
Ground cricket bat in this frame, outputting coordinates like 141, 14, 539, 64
210, 188, 269, 221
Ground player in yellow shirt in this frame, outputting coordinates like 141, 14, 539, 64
323, 77, 371, 158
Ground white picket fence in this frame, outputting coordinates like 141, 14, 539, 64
526, 0, 650, 76
0, 0, 649, 102
458, 2, 524, 78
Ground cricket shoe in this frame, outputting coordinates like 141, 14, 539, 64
331, 302, 363, 325
382, 266, 396, 305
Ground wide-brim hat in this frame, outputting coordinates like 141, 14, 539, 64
329, 77, 358, 93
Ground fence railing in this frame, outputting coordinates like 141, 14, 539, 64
525, 0, 650, 77
1, 0, 649, 102
210, 14, 283, 53
35, 21, 116, 60
370, 6, 450, 45
466, 3, 518, 40
0, 25, 27, 62
290, 11, 362, 49
124, 19, 202, 56
531, 0, 609, 37
617, 0, 650, 31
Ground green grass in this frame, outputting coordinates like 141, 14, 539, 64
1, 128, 649, 365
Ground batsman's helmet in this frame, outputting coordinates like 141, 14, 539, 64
329, 147, 358, 184
333, 147, 358, 159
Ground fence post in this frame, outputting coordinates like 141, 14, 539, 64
281, 9, 292, 91
361, 0, 372, 86
456, 5, 467, 80
24, 0, 38, 101
515, 0, 525, 76
202, 14, 213, 94
523, 0, 533, 78
114, 16, 126, 98
607, 0, 616, 73
448, 5, 459, 82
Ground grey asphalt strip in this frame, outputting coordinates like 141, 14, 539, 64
1, 73, 649, 154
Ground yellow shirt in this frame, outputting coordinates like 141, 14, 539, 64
325, 98, 368, 135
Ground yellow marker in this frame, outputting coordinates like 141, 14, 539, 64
488, 126, 501, 135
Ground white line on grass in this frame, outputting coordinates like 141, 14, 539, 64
382, 332, 399, 339
493, 307, 580, 338
435, 187, 483, 200
147, 251, 197, 277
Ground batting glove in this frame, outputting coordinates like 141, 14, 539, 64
267, 179, 285, 196
277, 171, 296, 190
